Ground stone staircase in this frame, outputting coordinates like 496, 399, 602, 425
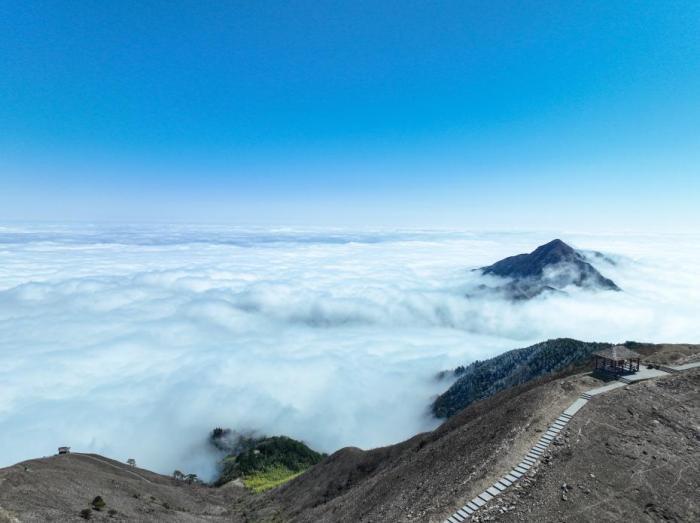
442, 363, 697, 522
443, 407, 578, 523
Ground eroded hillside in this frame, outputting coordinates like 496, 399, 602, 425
475, 369, 700, 523
1, 344, 697, 523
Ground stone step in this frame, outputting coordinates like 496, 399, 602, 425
486, 486, 501, 497
494, 481, 508, 491
478, 491, 494, 502
563, 398, 588, 416
471, 496, 486, 508
456, 508, 470, 519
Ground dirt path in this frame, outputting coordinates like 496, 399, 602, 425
73, 454, 155, 485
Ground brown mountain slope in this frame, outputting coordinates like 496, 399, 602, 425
474, 369, 700, 523
0, 372, 594, 523
0, 453, 247, 522
245, 372, 600, 522
1, 344, 697, 522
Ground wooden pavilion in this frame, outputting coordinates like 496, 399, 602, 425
592, 346, 641, 375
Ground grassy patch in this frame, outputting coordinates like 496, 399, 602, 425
214, 435, 325, 487
242, 465, 305, 493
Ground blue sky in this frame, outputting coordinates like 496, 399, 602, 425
1, 1, 699, 229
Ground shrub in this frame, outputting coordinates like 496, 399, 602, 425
91, 496, 106, 511
79, 508, 92, 520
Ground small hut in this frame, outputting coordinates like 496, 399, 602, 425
592, 346, 641, 375
58, 446, 71, 455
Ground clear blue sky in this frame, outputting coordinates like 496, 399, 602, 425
1, 1, 699, 230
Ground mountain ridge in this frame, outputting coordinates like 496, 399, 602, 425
1, 343, 698, 522
477, 239, 620, 299
432, 338, 612, 418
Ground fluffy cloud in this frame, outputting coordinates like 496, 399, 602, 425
0, 225, 698, 479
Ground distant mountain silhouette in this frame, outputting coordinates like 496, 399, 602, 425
477, 239, 620, 299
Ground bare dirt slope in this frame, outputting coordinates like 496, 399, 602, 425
632, 342, 700, 366
1, 343, 697, 523
0, 374, 589, 523
474, 369, 700, 523
0, 453, 246, 522
246, 373, 596, 522
245, 344, 699, 523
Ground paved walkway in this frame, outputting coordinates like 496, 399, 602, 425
442, 363, 696, 523
621, 367, 669, 382
669, 361, 700, 371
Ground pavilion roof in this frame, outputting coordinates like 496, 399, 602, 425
593, 345, 641, 361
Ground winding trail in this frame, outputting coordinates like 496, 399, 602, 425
442, 362, 700, 523
72, 453, 155, 485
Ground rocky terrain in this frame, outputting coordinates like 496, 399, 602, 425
476, 239, 620, 299
473, 369, 700, 523
244, 372, 598, 522
0, 452, 247, 522
1, 343, 697, 522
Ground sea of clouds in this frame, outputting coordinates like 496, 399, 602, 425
1, 223, 699, 479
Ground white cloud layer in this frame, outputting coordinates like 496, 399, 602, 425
1, 224, 699, 479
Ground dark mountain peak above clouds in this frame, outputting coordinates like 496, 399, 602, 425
483, 239, 577, 278
478, 239, 620, 299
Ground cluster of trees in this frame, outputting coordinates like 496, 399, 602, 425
209, 427, 260, 454
212, 434, 325, 487
172, 470, 201, 484
432, 338, 613, 418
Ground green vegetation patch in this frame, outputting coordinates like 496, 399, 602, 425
242, 465, 305, 493
212, 433, 325, 489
